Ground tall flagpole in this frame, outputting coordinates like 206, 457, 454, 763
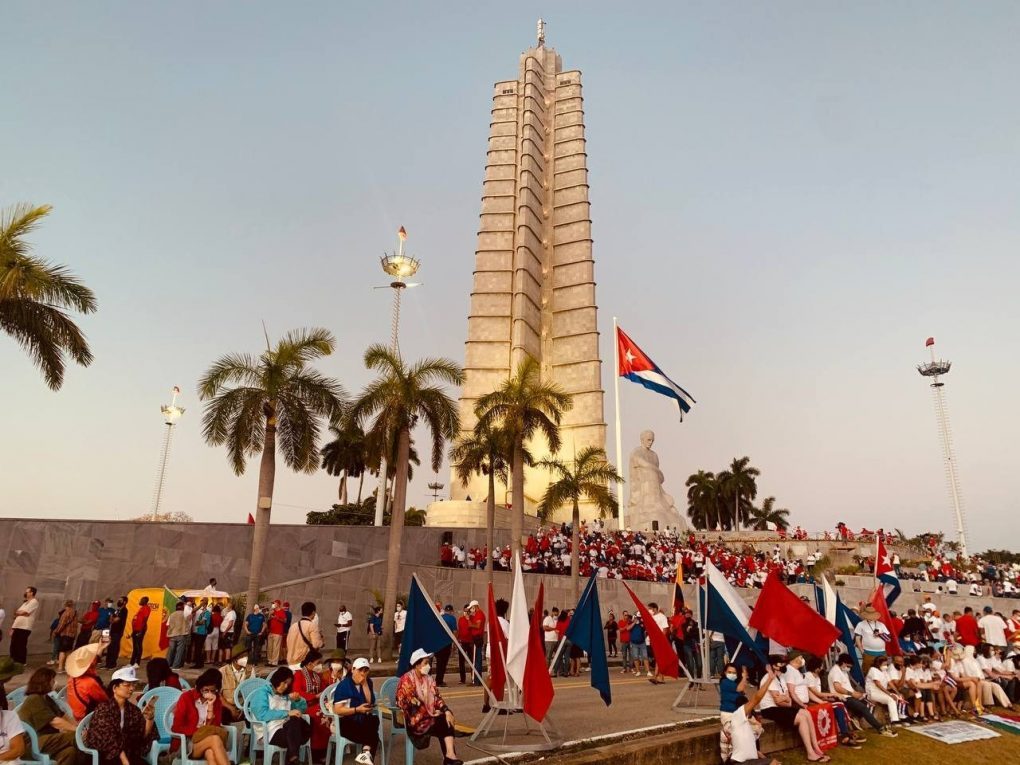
612, 316, 625, 529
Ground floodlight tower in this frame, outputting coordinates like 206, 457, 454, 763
151, 386, 185, 521
428, 481, 445, 502
373, 227, 422, 526
916, 338, 968, 557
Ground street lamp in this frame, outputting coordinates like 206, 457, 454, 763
373, 227, 422, 525
428, 481, 445, 502
151, 386, 184, 521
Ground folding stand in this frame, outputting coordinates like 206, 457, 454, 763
469, 679, 563, 751
672, 578, 721, 714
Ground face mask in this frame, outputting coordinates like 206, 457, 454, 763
725, 673, 738, 681
106, 602, 113, 608
201, 690, 216, 701
330, 662, 342, 672
419, 663, 431, 676
313, 664, 324, 673
237, 657, 248, 668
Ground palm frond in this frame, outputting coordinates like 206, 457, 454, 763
0, 298, 94, 390
197, 353, 261, 399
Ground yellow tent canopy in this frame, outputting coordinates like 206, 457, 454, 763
119, 587, 232, 661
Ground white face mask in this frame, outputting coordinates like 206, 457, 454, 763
725, 673, 738, 681
313, 664, 324, 673
237, 657, 248, 668
418, 663, 431, 676
330, 662, 342, 672
932, 660, 943, 669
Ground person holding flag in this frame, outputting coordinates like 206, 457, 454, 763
853, 605, 892, 673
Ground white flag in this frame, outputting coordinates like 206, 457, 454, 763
505, 552, 529, 689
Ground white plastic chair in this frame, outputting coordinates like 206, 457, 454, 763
320, 681, 354, 765
243, 689, 311, 765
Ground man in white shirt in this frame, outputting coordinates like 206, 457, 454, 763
827, 653, 892, 735
335, 605, 353, 651
393, 603, 407, 653
0, 706, 26, 765
218, 602, 237, 663
978, 606, 1008, 647
648, 602, 670, 684
853, 605, 890, 672
9, 587, 39, 665
542, 608, 560, 665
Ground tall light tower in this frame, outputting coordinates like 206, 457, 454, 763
916, 338, 968, 557
373, 226, 421, 525
151, 386, 185, 521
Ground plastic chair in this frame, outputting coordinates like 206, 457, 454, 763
233, 677, 270, 755
376, 678, 413, 765
319, 682, 352, 765
50, 690, 73, 719
136, 686, 183, 765
75, 712, 100, 765
7, 686, 27, 707
13, 713, 54, 765
243, 689, 311, 765
54, 686, 69, 713
164, 705, 239, 765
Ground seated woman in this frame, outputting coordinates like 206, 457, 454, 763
291, 650, 330, 757
15, 667, 84, 765
945, 645, 984, 714
65, 644, 109, 721
171, 669, 231, 765
85, 667, 157, 765
719, 663, 749, 716
756, 654, 828, 762
803, 656, 863, 749
145, 657, 183, 691
865, 656, 908, 726
249, 667, 310, 765
395, 650, 462, 765
331, 658, 378, 765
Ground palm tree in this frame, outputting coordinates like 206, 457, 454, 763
685, 470, 719, 530
537, 446, 622, 600
198, 328, 346, 613
350, 344, 462, 652
719, 457, 760, 531
747, 496, 791, 531
1, 204, 97, 390
321, 417, 367, 504
450, 422, 523, 586
475, 356, 573, 559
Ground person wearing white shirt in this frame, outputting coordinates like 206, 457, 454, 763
9, 587, 39, 665
756, 655, 828, 761
853, 605, 890, 672
827, 653, 894, 736
0, 708, 26, 765
803, 656, 864, 749
865, 656, 903, 724
648, 603, 670, 684
946, 578, 958, 594
977, 645, 1019, 704
335, 606, 353, 652
392, 603, 407, 653
721, 666, 781, 765
968, 582, 982, 597
978, 607, 1008, 647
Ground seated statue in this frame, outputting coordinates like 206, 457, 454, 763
627, 430, 686, 532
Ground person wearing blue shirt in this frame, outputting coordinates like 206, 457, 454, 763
719, 663, 749, 713
244, 606, 267, 665
629, 618, 649, 676
436, 605, 458, 687
95, 600, 115, 633
248, 667, 309, 765
367, 608, 383, 664
332, 658, 378, 765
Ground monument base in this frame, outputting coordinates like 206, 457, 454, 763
425, 500, 540, 532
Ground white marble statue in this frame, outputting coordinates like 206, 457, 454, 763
626, 430, 687, 532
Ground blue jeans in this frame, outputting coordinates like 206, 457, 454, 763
709, 641, 726, 677
621, 642, 632, 670
245, 634, 263, 664
683, 642, 702, 677
167, 635, 188, 668
472, 638, 484, 685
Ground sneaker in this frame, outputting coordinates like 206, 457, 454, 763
46, 660, 56, 666
880, 728, 898, 738
646, 671, 653, 677
354, 751, 373, 765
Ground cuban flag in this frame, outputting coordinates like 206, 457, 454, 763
875, 537, 901, 606
699, 560, 769, 663
617, 326, 696, 416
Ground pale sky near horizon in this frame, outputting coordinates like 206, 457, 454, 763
2, 2, 1018, 553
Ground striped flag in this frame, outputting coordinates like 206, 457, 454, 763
617, 326, 696, 416
672, 558, 686, 616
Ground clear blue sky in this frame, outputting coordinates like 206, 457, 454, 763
3, 2, 1018, 552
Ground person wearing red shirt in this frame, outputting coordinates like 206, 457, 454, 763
617, 613, 633, 673
456, 606, 473, 685
291, 650, 330, 754
955, 607, 980, 647
65, 643, 109, 721
467, 601, 486, 686
171, 668, 230, 765
267, 601, 287, 666
129, 597, 152, 667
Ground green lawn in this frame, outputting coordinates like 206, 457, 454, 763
774, 725, 1017, 765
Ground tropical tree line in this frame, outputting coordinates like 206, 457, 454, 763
685, 458, 791, 531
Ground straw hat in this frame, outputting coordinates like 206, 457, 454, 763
860, 605, 880, 620
66, 643, 102, 678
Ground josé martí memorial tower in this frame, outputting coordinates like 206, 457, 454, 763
428, 23, 607, 528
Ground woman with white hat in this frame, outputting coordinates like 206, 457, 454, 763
65, 644, 108, 721
395, 649, 462, 765
331, 657, 379, 765
85, 666, 156, 765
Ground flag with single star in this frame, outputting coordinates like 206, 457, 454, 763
617, 326, 696, 415
874, 537, 901, 606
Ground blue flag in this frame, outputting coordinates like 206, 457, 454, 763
835, 596, 865, 685
397, 575, 453, 675
564, 574, 611, 706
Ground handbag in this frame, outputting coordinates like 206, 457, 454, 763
191, 725, 228, 745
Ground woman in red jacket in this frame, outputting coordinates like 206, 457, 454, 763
171, 669, 230, 765
292, 650, 330, 756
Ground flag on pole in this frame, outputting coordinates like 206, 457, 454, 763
672, 559, 686, 616
564, 575, 611, 706
247, 513, 255, 525
869, 583, 902, 657
748, 572, 841, 657
835, 595, 865, 685
875, 537, 901, 606
486, 583, 507, 702
617, 326, 696, 416
700, 560, 769, 663
622, 583, 679, 678
397, 575, 453, 674
522, 583, 554, 722
821, 577, 838, 627
505, 553, 529, 690
159, 587, 179, 651
925, 337, 935, 347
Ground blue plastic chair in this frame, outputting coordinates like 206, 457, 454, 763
75, 711, 100, 765
320, 682, 353, 765
12, 710, 54, 765
7, 686, 27, 708
243, 690, 311, 765
136, 686, 183, 765
234, 677, 270, 755
49, 689, 73, 719
164, 704, 239, 765
376, 678, 413, 765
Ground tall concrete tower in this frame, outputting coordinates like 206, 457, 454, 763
447, 24, 607, 523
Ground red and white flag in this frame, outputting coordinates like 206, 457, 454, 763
925, 337, 935, 347
486, 583, 507, 701
522, 583, 555, 722
869, 583, 902, 656
505, 553, 529, 689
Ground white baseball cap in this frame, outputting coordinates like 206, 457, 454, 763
351, 657, 371, 670
410, 648, 433, 666
111, 666, 139, 684
468, 600, 480, 609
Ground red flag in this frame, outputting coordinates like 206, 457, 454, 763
869, 584, 902, 656
486, 583, 507, 702
247, 513, 255, 525
875, 537, 894, 578
748, 572, 841, 656
623, 583, 679, 678
522, 583, 554, 722
925, 337, 935, 347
